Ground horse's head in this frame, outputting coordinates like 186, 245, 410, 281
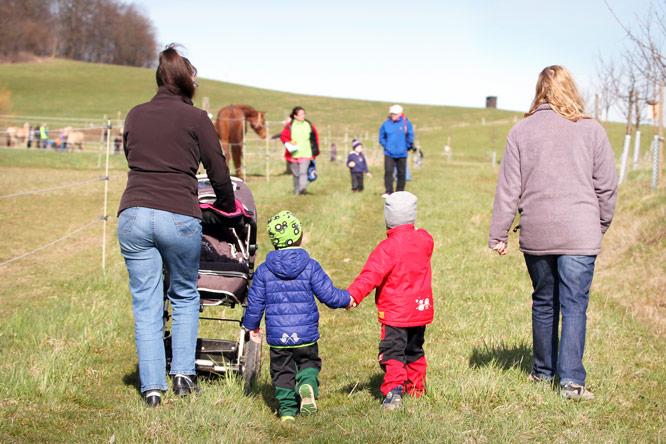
249, 111, 267, 139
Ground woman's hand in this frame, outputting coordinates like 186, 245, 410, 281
366, 172, 373, 178
492, 241, 507, 255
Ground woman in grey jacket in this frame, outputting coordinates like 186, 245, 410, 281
489, 65, 618, 400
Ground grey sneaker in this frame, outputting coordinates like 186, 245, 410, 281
298, 384, 317, 415
561, 382, 594, 400
381, 385, 403, 411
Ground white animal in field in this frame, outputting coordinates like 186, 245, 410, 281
16, 123, 29, 145
5, 123, 30, 147
63, 126, 85, 150
5, 126, 17, 146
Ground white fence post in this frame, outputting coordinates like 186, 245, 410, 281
102, 119, 111, 270
266, 121, 270, 182
632, 130, 641, 170
618, 134, 631, 185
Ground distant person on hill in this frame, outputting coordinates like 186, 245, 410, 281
39, 123, 48, 148
489, 65, 618, 401
117, 44, 236, 407
27, 123, 34, 148
330, 143, 337, 162
346, 138, 372, 192
379, 105, 413, 198
347, 192, 434, 411
31, 125, 40, 149
280, 107, 319, 195
243, 210, 353, 422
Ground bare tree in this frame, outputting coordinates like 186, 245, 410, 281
606, 0, 666, 83
1, 0, 156, 67
595, 56, 619, 128
0, 0, 54, 58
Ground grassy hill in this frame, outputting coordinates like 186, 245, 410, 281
0, 60, 664, 443
0, 58, 651, 162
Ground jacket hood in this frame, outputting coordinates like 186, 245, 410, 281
264, 248, 310, 279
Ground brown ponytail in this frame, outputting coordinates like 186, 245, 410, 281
156, 43, 198, 99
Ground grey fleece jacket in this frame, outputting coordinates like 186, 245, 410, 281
489, 104, 618, 255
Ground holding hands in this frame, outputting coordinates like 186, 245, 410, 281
345, 294, 358, 311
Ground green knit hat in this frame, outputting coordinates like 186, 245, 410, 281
267, 210, 302, 248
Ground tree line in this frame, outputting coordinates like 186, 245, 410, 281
0, 0, 157, 68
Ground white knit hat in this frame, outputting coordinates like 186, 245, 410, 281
389, 104, 403, 115
384, 191, 417, 228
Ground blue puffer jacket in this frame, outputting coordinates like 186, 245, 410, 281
379, 116, 414, 158
242, 248, 350, 347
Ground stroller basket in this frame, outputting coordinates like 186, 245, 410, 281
197, 176, 257, 307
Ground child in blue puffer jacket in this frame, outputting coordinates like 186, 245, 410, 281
243, 210, 352, 422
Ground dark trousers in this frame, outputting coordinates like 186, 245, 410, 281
378, 325, 427, 396
384, 156, 406, 194
270, 343, 322, 417
351, 172, 364, 191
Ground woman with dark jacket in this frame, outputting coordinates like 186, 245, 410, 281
280, 106, 319, 195
117, 44, 236, 407
489, 65, 618, 400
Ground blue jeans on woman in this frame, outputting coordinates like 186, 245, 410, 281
118, 207, 202, 393
524, 254, 596, 386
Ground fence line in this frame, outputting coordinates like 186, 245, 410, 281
0, 114, 106, 123
0, 217, 103, 268
0, 125, 108, 135
0, 174, 124, 199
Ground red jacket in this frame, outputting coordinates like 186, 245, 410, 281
280, 119, 320, 162
348, 224, 434, 327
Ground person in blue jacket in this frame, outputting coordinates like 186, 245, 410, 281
347, 138, 373, 192
379, 104, 414, 197
243, 210, 352, 422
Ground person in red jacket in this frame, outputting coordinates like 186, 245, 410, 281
347, 191, 434, 410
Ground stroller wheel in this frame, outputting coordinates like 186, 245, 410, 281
243, 339, 262, 393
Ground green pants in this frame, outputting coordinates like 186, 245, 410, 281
270, 343, 321, 417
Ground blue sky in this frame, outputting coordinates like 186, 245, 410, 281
136, 0, 650, 116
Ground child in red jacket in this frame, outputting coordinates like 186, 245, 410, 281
348, 191, 434, 410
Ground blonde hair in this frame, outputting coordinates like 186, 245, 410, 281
525, 65, 588, 121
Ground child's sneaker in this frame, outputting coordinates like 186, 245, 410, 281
298, 384, 317, 415
280, 416, 295, 422
381, 385, 403, 411
560, 382, 594, 400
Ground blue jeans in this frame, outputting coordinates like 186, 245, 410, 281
118, 207, 202, 393
524, 254, 596, 386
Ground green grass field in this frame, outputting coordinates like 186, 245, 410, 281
0, 60, 665, 443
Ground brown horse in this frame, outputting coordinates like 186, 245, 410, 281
214, 104, 267, 180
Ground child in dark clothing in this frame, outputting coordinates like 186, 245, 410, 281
347, 191, 434, 410
243, 211, 353, 422
347, 138, 372, 192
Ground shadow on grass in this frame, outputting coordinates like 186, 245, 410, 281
254, 380, 280, 414
122, 365, 141, 395
468, 340, 533, 374
339, 372, 384, 401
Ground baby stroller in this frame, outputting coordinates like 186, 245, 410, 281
163, 175, 261, 392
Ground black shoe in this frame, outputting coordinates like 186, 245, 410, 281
145, 391, 161, 407
173, 374, 200, 396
